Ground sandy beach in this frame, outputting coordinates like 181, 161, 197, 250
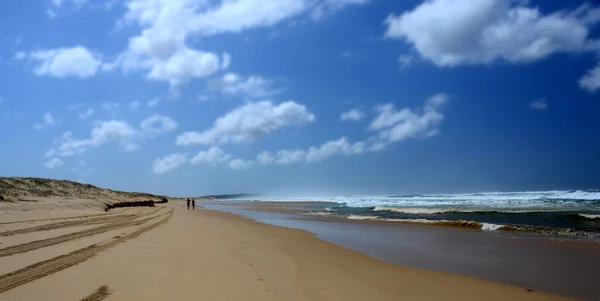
0, 192, 581, 301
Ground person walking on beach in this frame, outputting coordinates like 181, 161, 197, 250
192, 199, 196, 210
186, 198, 190, 210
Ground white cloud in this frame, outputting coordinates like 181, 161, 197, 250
340, 108, 365, 122
147, 98, 160, 108
86, 120, 138, 147
274, 149, 306, 164
129, 101, 141, 112
530, 98, 548, 110
144, 48, 221, 88
221, 52, 231, 70
22, 46, 101, 78
579, 63, 600, 92
256, 151, 275, 164
229, 158, 253, 169
34, 113, 56, 130
152, 153, 188, 174
306, 137, 364, 163
252, 94, 449, 166
340, 51, 352, 58
189, 0, 309, 35
140, 114, 178, 135
45, 158, 64, 169
114, 0, 367, 89
257, 149, 305, 165
168, 95, 448, 170
111, 0, 229, 89
49, 112, 179, 158
370, 94, 447, 145
398, 55, 414, 70
78, 108, 94, 119
369, 104, 408, 130
100, 61, 119, 72
385, 0, 600, 67
209, 73, 285, 98
185, 146, 255, 171
256, 137, 364, 166
176, 100, 315, 146
52, 120, 139, 156
189, 146, 231, 165
311, 0, 371, 21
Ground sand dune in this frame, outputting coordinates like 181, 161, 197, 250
0, 177, 165, 214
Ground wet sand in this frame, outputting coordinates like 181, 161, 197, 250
205, 202, 600, 300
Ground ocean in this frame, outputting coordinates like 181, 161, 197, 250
229, 190, 600, 240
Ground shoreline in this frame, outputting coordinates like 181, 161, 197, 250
209, 200, 600, 244
203, 201, 600, 300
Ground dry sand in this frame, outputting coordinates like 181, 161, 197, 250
0, 198, 576, 301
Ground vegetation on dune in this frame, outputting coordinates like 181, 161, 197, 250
0, 177, 167, 203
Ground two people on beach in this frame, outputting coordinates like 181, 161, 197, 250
186, 198, 195, 210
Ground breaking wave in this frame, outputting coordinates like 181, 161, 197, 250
578, 214, 600, 220
322, 190, 600, 211
342, 215, 509, 231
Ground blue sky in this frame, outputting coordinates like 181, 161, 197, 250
1, 0, 600, 197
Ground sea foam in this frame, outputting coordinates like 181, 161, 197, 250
347, 215, 379, 220
579, 214, 600, 220
481, 223, 504, 231
373, 206, 454, 214
318, 190, 600, 212
346, 215, 507, 231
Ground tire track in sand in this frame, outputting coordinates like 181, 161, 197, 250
0, 214, 136, 237
80, 285, 110, 301
0, 208, 167, 257
0, 208, 173, 293
0, 212, 113, 226
0, 206, 147, 226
